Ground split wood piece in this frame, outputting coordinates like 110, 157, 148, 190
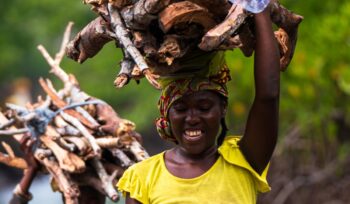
40, 127, 85, 173
0, 142, 28, 169
275, 28, 292, 70
158, 35, 190, 65
34, 150, 80, 204
54, 116, 81, 136
64, 137, 93, 158
60, 112, 102, 157
38, 78, 98, 130
217, 35, 242, 50
84, 0, 134, 14
94, 101, 142, 140
0, 112, 23, 142
144, 0, 171, 14
114, 50, 134, 88
120, 0, 157, 30
72, 162, 124, 196
129, 140, 149, 161
108, 3, 161, 89
237, 22, 255, 57
108, 148, 134, 167
159, 1, 217, 34
132, 31, 158, 58
96, 137, 121, 148
198, 4, 248, 51
114, 58, 134, 88
90, 157, 119, 201
66, 17, 113, 64
269, 1, 303, 70
182, 0, 231, 21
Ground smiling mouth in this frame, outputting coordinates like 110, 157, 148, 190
183, 130, 203, 142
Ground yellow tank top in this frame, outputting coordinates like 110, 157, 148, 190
117, 136, 270, 204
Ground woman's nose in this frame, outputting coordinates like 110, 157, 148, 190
184, 109, 200, 125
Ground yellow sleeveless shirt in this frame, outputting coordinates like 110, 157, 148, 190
117, 136, 270, 204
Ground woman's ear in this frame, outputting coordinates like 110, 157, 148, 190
221, 100, 228, 116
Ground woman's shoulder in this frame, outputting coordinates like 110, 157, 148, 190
126, 151, 165, 175
218, 135, 271, 193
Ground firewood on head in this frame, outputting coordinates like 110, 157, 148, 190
158, 35, 190, 65
120, 1, 157, 30
198, 4, 249, 51
132, 31, 158, 58
275, 28, 292, 71
182, 0, 231, 21
144, 0, 171, 14
269, 1, 303, 71
159, 1, 217, 34
66, 17, 113, 64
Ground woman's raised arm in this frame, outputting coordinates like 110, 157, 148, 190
238, 7, 280, 174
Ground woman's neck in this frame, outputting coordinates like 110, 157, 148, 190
171, 145, 218, 163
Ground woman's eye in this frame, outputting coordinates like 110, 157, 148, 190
173, 104, 187, 112
199, 104, 212, 111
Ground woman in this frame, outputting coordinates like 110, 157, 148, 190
117, 5, 280, 204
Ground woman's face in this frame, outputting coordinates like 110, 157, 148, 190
168, 90, 226, 155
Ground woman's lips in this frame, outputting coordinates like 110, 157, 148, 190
183, 130, 203, 142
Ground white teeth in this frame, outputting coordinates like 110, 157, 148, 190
185, 130, 201, 137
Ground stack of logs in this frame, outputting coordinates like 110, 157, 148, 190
66, 0, 303, 89
0, 23, 148, 204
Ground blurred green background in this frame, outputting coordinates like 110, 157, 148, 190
0, 0, 349, 203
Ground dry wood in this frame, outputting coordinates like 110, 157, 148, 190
35, 150, 80, 204
66, 17, 113, 64
38, 78, 98, 130
158, 35, 189, 65
0, 142, 28, 169
198, 4, 248, 51
40, 127, 85, 173
1, 22, 150, 203
275, 28, 291, 70
90, 157, 119, 201
0, 111, 23, 142
159, 1, 217, 33
108, 3, 161, 89
60, 112, 101, 157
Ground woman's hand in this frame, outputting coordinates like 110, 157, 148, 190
20, 134, 39, 171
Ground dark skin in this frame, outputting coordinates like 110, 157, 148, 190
126, 7, 280, 204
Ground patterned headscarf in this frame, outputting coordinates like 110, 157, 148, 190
155, 51, 231, 142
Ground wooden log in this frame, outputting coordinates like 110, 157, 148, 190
40, 127, 85, 173
198, 4, 248, 51
144, 0, 171, 14
108, 4, 161, 89
66, 17, 113, 64
182, 0, 231, 21
159, 1, 217, 33
132, 31, 158, 58
38, 78, 98, 130
158, 35, 190, 65
275, 28, 292, 71
90, 157, 119, 201
120, 1, 157, 30
35, 150, 80, 204
270, 1, 303, 70
0, 142, 28, 169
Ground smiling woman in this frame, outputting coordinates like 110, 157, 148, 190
116, 6, 280, 204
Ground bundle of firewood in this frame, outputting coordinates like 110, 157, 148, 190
0, 23, 148, 204
66, 0, 303, 89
